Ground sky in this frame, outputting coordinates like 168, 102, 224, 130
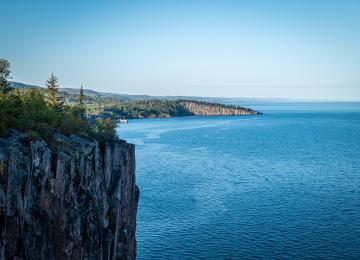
1, 0, 360, 100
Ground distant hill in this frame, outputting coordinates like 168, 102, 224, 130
9, 81, 153, 101
10, 81, 40, 89
59, 88, 100, 96
8, 81, 295, 104
9, 81, 344, 103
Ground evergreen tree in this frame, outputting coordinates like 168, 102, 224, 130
79, 85, 85, 107
46, 73, 63, 111
0, 59, 11, 94
77, 85, 86, 117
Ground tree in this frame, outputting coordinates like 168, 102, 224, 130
79, 85, 85, 107
94, 117, 117, 143
73, 85, 87, 118
0, 59, 11, 94
46, 73, 63, 111
0, 60, 118, 143
0, 93, 22, 134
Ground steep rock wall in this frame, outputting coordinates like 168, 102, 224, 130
0, 131, 139, 260
180, 101, 260, 116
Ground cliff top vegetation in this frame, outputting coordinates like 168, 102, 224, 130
0, 58, 117, 144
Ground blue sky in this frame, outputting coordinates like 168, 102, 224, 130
1, 0, 360, 99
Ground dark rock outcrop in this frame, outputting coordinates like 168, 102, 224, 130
0, 131, 139, 259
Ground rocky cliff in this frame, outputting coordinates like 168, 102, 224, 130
0, 131, 139, 260
180, 101, 260, 116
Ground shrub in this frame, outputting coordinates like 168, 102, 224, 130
0, 88, 116, 144
92, 117, 117, 144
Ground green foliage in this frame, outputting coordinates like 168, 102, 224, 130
0, 87, 120, 144
59, 87, 257, 120
76, 85, 86, 118
79, 85, 85, 107
46, 73, 64, 112
0, 59, 11, 94
95, 99, 257, 120
0, 88, 95, 143
0, 59, 118, 144
99, 99, 192, 119
92, 117, 117, 144
16, 89, 57, 141
0, 93, 22, 134
59, 106, 92, 137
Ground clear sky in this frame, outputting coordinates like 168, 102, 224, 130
1, 0, 360, 100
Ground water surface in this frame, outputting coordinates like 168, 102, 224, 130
119, 102, 360, 259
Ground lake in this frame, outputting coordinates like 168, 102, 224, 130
119, 102, 360, 259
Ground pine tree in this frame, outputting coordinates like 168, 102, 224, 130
0, 59, 11, 94
78, 85, 86, 117
79, 85, 85, 107
46, 73, 63, 111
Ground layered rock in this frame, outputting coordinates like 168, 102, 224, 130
0, 131, 139, 260
180, 101, 260, 116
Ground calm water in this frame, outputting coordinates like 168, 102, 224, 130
119, 103, 360, 259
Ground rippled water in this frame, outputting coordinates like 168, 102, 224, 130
119, 103, 360, 259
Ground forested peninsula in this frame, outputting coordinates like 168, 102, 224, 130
10, 82, 261, 121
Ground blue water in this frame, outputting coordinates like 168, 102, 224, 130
119, 103, 360, 259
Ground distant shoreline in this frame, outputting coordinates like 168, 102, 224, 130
116, 113, 262, 122
10, 81, 360, 103
92, 100, 261, 122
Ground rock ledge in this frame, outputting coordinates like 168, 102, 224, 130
0, 131, 139, 260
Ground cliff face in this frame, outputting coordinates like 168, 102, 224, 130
0, 131, 139, 260
180, 101, 260, 116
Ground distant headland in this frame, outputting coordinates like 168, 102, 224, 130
10, 81, 261, 120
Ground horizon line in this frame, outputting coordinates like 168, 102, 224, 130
10, 80, 360, 103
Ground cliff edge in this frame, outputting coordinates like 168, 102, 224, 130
0, 131, 139, 259
180, 100, 260, 116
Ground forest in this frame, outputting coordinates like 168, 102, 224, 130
61, 91, 260, 120
0, 59, 116, 144
1, 58, 259, 143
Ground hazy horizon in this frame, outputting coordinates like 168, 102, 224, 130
2, 0, 360, 100
10, 80, 360, 102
